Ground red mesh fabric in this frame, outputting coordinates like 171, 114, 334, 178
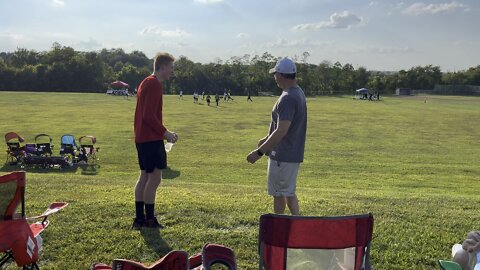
5, 132, 24, 143
0, 171, 25, 220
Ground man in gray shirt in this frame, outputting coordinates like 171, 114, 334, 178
246, 57, 307, 215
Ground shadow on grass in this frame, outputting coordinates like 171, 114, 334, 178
140, 229, 172, 255
163, 166, 180, 179
80, 164, 100, 175
0, 163, 79, 174
0, 162, 101, 175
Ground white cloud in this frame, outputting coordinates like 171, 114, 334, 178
292, 11, 363, 31
402, 1, 469, 15
194, 0, 223, 4
265, 37, 333, 49
140, 26, 191, 39
236, 33, 249, 39
51, 0, 65, 8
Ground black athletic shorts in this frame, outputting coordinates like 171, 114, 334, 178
136, 140, 167, 173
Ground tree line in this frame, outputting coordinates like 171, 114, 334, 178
1, 43, 479, 96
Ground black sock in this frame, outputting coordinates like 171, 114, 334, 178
145, 204, 155, 219
135, 201, 145, 220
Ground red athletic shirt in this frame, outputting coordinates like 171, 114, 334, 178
134, 75, 167, 143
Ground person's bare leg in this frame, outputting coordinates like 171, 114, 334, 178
134, 170, 148, 201
273, 196, 286, 214
452, 248, 469, 270
286, 194, 300, 215
144, 168, 162, 204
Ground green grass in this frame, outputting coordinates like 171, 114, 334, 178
0, 92, 479, 269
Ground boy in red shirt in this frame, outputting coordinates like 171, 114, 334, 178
133, 52, 178, 229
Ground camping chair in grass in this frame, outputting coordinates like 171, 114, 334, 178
59, 134, 78, 157
439, 243, 480, 270
34, 134, 53, 157
5, 132, 26, 165
78, 135, 99, 164
0, 171, 68, 269
91, 250, 189, 270
91, 243, 236, 270
258, 213, 374, 270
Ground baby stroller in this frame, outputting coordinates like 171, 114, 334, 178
34, 134, 53, 157
78, 136, 99, 164
59, 135, 78, 163
4, 132, 26, 165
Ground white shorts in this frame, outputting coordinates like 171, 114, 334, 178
267, 158, 300, 197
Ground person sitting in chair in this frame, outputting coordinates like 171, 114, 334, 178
452, 231, 480, 269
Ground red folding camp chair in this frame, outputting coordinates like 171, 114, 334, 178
4, 132, 26, 165
91, 250, 189, 270
0, 171, 68, 269
78, 135, 99, 164
259, 213, 374, 270
91, 243, 237, 270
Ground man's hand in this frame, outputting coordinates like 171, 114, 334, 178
164, 131, 178, 143
463, 231, 480, 252
246, 150, 262, 164
257, 137, 267, 148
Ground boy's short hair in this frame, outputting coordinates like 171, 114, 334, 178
154, 52, 175, 71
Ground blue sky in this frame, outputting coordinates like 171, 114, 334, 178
0, 0, 478, 71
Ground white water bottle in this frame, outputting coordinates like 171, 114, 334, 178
164, 142, 174, 152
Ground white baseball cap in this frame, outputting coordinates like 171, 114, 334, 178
269, 57, 297, 74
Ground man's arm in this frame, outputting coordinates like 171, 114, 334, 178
258, 120, 290, 154
247, 120, 290, 164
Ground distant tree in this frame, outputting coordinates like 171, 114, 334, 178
1, 43, 479, 94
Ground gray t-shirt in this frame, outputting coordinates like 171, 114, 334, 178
268, 85, 307, 162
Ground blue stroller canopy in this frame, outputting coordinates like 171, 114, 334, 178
61, 135, 76, 146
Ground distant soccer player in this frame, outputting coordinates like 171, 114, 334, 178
193, 92, 199, 103
206, 94, 211, 106
215, 93, 220, 106
133, 52, 178, 229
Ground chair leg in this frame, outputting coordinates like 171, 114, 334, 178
0, 251, 14, 267
23, 263, 40, 270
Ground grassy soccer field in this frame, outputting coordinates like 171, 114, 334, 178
0, 92, 479, 269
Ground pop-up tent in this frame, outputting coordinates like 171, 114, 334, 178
110, 80, 129, 89
355, 88, 370, 94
